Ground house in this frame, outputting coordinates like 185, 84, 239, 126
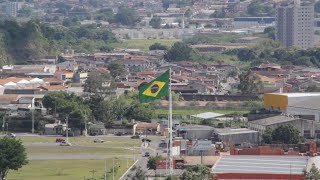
133, 123, 160, 135
1, 65, 56, 76
39, 85, 67, 92
44, 121, 66, 135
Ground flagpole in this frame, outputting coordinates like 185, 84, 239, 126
169, 68, 173, 176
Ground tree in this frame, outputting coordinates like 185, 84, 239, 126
115, 6, 140, 26
126, 102, 155, 121
185, 9, 192, 17
238, 71, 262, 95
18, 5, 32, 17
262, 128, 273, 144
132, 166, 146, 180
108, 61, 125, 78
263, 26, 275, 40
306, 85, 320, 92
210, 9, 225, 18
247, 0, 275, 16
147, 156, 163, 170
84, 71, 115, 97
149, 43, 168, 51
272, 125, 300, 144
181, 165, 210, 180
306, 163, 320, 180
164, 42, 194, 61
42, 92, 91, 131
150, 16, 162, 29
0, 137, 28, 180
236, 48, 258, 62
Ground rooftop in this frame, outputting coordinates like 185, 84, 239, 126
212, 155, 308, 175
266, 92, 320, 98
191, 112, 225, 119
248, 115, 299, 126
214, 128, 258, 135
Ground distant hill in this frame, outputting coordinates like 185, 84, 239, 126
0, 19, 118, 66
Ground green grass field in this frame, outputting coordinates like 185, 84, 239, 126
21, 136, 141, 155
109, 38, 181, 51
8, 159, 134, 180
155, 109, 250, 116
20, 137, 140, 147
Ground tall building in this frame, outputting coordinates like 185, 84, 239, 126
276, 0, 314, 49
5, 1, 22, 17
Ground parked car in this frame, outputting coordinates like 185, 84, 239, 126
141, 138, 151, 142
131, 135, 140, 139
93, 139, 104, 143
144, 152, 150, 157
55, 138, 65, 143
114, 132, 122, 136
63, 132, 74, 137
60, 141, 72, 146
6, 133, 16, 138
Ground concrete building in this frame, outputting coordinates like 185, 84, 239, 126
276, 0, 314, 49
264, 93, 320, 122
177, 125, 214, 140
212, 128, 259, 146
5, 1, 22, 17
247, 115, 320, 138
233, 17, 275, 29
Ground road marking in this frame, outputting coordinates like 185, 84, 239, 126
119, 159, 139, 180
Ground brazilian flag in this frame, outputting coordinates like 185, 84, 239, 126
139, 70, 170, 103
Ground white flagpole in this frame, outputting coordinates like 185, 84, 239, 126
169, 68, 173, 175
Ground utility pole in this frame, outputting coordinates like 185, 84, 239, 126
84, 111, 87, 137
54, 97, 57, 117
66, 116, 69, 143
112, 158, 115, 180
31, 108, 35, 134
104, 159, 107, 180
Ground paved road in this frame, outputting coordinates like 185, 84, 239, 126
121, 139, 165, 180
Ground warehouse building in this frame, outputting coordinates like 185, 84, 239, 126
264, 93, 320, 122
177, 125, 214, 140
247, 115, 320, 138
212, 155, 308, 179
263, 93, 320, 138
212, 128, 259, 146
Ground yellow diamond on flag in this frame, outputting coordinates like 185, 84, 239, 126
142, 81, 166, 97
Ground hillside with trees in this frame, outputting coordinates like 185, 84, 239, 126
0, 19, 118, 66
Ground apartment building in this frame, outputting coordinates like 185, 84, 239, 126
276, 0, 314, 49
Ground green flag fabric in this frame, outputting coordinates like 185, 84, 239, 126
139, 70, 170, 103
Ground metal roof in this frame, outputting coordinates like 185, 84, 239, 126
191, 112, 224, 119
214, 128, 258, 135
248, 115, 298, 126
267, 92, 320, 97
212, 155, 308, 175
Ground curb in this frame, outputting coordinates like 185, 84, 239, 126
119, 159, 139, 180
